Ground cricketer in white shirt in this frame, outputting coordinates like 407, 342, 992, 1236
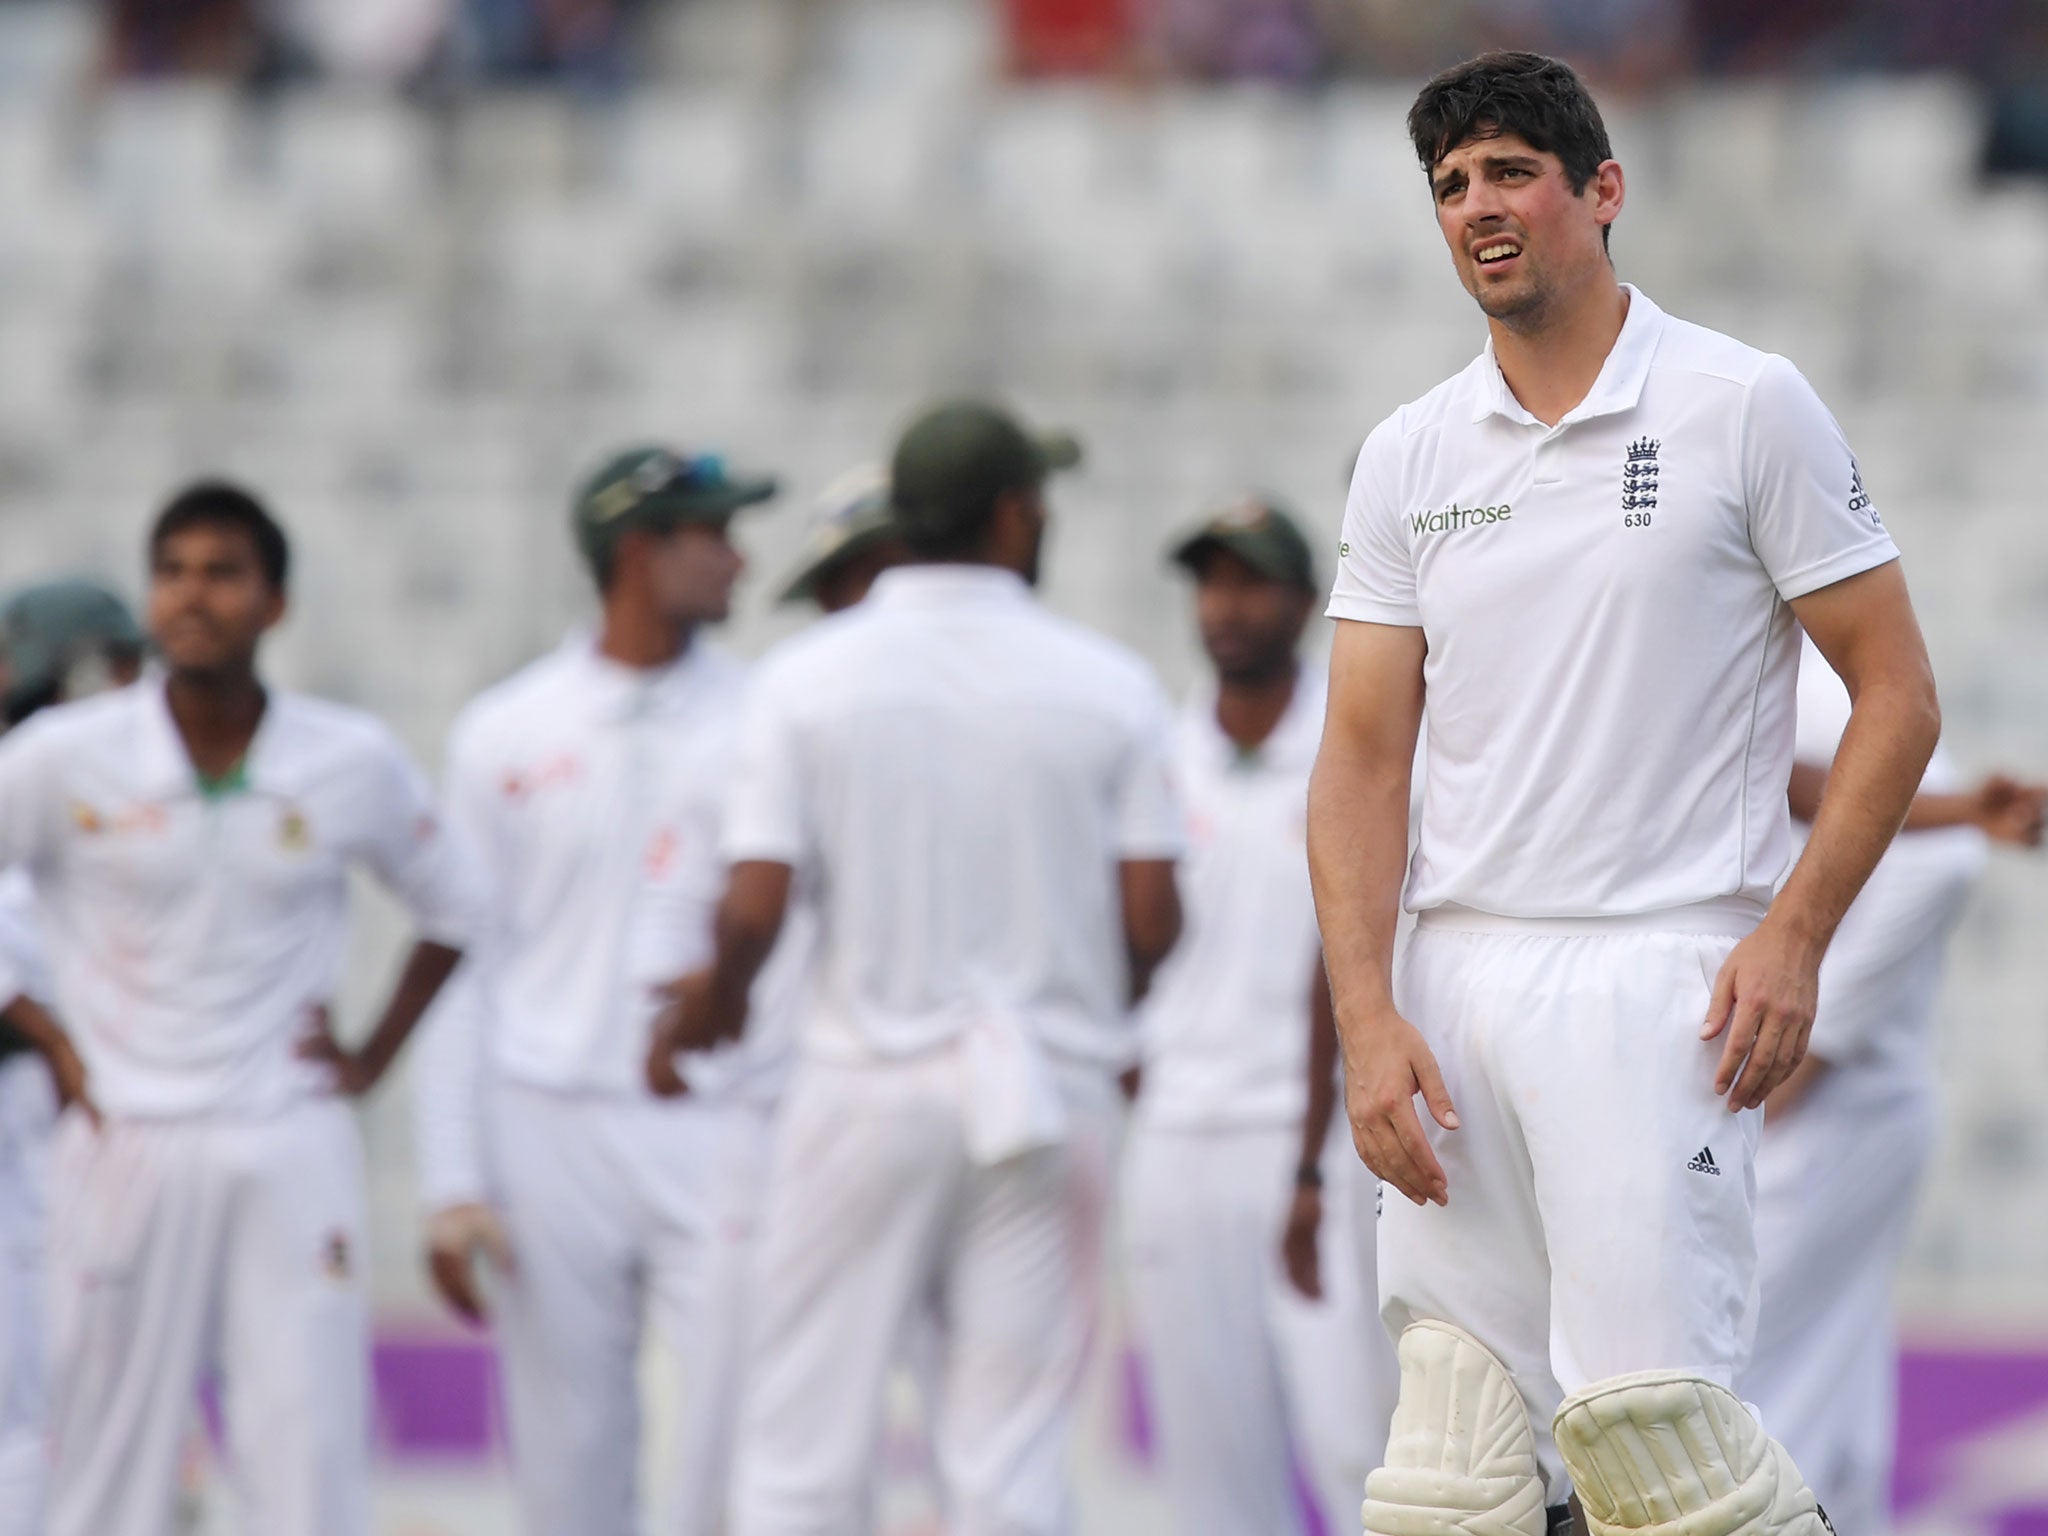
413, 632, 804, 1536
668, 440, 1185, 1534
0, 675, 476, 1536
1322, 283, 1923, 1510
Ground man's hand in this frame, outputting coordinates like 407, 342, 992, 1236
1281, 1185, 1324, 1300
296, 1003, 390, 1097
1343, 1010, 1457, 1207
645, 969, 746, 1097
41, 1028, 100, 1129
1971, 774, 2048, 847
3, 996, 100, 1129
1703, 919, 1824, 1111
425, 1202, 515, 1325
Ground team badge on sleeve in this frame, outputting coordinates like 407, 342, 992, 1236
278, 808, 311, 851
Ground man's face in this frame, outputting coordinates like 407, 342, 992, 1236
148, 523, 283, 675
641, 519, 745, 625
1429, 130, 1619, 325
1195, 550, 1310, 684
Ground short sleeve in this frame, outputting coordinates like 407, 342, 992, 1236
1743, 356, 1900, 601
1114, 672, 1184, 861
353, 730, 482, 950
720, 667, 809, 867
1326, 420, 1422, 627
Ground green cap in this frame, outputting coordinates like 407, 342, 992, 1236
572, 446, 778, 573
1, 577, 145, 714
1169, 497, 1319, 591
776, 465, 904, 605
889, 400, 1081, 542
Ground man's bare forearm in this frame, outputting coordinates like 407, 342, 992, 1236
1307, 742, 1411, 1039
354, 941, 466, 1085
1773, 674, 1939, 948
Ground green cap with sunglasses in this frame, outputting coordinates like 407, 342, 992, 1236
573, 446, 779, 575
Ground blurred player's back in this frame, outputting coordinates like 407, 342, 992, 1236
739, 569, 1170, 1059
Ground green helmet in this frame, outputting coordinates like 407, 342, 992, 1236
572, 446, 779, 578
1, 577, 145, 723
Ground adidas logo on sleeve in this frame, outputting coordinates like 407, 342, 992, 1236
1686, 1146, 1722, 1176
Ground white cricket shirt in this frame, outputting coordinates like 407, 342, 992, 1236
412, 636, 805, 1209
0, 679, 476, 1118
1135, 670, 1326, 1131
723, 565, 1183, 1069
1330, 286, 1901, 918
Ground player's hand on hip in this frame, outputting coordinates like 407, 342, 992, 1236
645, 972, 711, 1097
44, 1031, 101, 1130
425, 1202, 515, 1325
1702, 918, 1822, 1111
1281, 1185, 1324, 1299
1343, 1009, 1456, 1207
295, 1002, 387, 1097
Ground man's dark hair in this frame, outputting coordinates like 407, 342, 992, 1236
1408, 51, 1615, 246
148, 479, 290, 590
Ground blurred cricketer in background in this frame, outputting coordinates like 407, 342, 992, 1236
415, 447, 802, 1536
1122, 500, 1396, 1536
776, 464, 909, 616
654, 400, 1184, 1535
0, 577, 144, 1536
0, 482, 477, 1536
1743, 636, 2047, 1535
1312, 51, 1939, 1536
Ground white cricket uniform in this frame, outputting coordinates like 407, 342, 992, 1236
1123, 669, 1397, 1534
721, 565, 1181, 1536
1743, 639, 1986, 1533
1327, 287, 1902, 1497
0, 678, 476, 1536
413, 634, 803, 1536
0, 867, 55, 1536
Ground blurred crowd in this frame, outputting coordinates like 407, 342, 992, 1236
77, 0, 2048, 88
97, 0, 645, 89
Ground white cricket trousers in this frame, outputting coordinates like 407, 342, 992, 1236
1378, 908, 1763, 1501
1123, 1120, 1396, 1535
0, 1058, 55, 1536
730, 1052, 1119, 1536
486, 1082, 772, 1536
46, 1098, 370, 1536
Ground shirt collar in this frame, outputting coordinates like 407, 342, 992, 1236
869, 564, 1033, 609
1190, 664, 1324, 771
132, 675, 308, 800
559, 631, 722, 721
1468, 283, 1666, 427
